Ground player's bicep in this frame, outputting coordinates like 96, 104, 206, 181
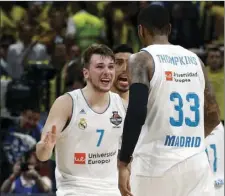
41, 94, 72, 140
199, 58, 220, 136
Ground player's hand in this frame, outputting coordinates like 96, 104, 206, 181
12, 161, 21, 177
26, 169, 40, 180
118, 161, 133, 196
43, 125, 57, 149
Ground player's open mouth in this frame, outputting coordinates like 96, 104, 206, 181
101, 79, 110, 85
118, 76, 129, 86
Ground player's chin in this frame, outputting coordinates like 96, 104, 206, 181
99, 83, 112, 92
117, 84, 129, 93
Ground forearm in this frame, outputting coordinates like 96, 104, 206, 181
36, 141, 54, 162
1, 174, 15, 193
35, 176, 50, 193
119, 84, 148, 163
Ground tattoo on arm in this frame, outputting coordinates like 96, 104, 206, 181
128, 51, 154, 89
199, 58, 220, 137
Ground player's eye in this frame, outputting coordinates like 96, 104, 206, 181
116, 61, 123, 66
109, 64, 115, 70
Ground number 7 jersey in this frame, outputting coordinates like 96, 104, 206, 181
54, 89, 126, 191
133, 45, 206, 176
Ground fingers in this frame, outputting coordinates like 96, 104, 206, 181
43, 133, 49, 143
119, 186, 133, 196
127, 177, 131, 192
119, 181, 133, 196
51, 125, 56, 134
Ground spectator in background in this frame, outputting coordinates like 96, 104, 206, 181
2, 104, 41, 172
206, 47, 224, 124
1, 148, 51, 194
6, 21, 49, 79
0, 35, 15, 76
64, 64, 85, 92
7, 105, 42, 142
72, 2, 105, 52
170, 2, 201, 48
0, 3, 27, 40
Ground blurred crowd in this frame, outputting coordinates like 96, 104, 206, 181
0, 1, 224, 195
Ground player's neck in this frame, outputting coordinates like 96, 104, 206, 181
111, 88, 129, 102
82, 86, 110, 107
120, 91, 129, 102
147, 35, 170, 45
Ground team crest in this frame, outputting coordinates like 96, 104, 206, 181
78, 118, 87, 130
110, 111, 122, 126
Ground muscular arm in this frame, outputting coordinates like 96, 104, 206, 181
36, 94, 72, 161
119, 51, 154, 164
199, 59, 220, 137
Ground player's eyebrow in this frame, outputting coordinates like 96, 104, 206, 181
96, 62, 115, 66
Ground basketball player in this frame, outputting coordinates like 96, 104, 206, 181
111, 44, 133, 101
36, 44, 126, 196
118, 5, 220, 196
206, 122, 224, 196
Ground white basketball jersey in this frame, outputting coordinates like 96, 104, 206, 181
133, 45, 206, 176
206, 122, 224, 191
54, 89, 125, 192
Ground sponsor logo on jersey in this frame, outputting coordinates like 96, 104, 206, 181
165, 71, 198, 83
78, 118, 87, 130
165, 71, 173, 81
74, 153, 86, 164
74, 151, 117, 165
79, 109, 86, 114
110, 111, 122, 127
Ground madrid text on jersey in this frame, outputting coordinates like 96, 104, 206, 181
157, 55, 197, 66
164, 135, 201, 147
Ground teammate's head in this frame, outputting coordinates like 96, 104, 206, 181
112, 44, 133, 93
82, 44, 115, 92
137, 4, 171, 46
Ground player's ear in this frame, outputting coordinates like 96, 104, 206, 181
83, 68, 89, 80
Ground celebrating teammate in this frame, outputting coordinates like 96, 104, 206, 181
118, 5, 220, 196
111, 44, 133, 102
36, 44, 126, 196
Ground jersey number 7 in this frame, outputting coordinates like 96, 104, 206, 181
96, 129, 105, 147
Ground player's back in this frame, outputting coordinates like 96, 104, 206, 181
133, 44, 206, 176
54, 89, 125, 195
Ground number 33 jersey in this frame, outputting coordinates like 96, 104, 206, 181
133, 45, 206, 177
54, 89, 126, 190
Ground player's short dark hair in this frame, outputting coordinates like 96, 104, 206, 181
138, 4, 170, 36
82, 44, 115, 68
113, 44, 133, 54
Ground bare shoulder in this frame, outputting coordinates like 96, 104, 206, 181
53, 94, 73, 110
128, 51, 154, 88
41, 94, 73, 136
